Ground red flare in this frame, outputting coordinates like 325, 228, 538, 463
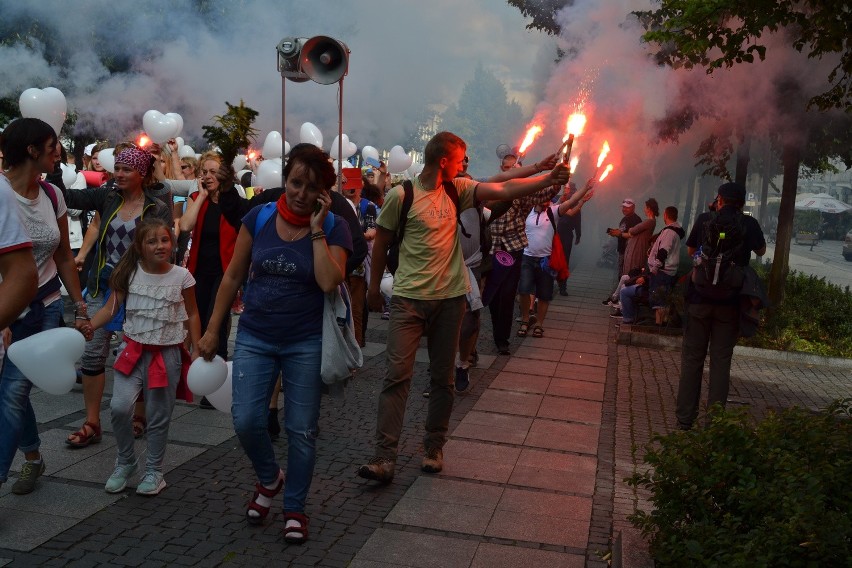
596, 141, 610, 168
598, 164, 614, 182
137, 134, 151, 148
519, 125, 543, 155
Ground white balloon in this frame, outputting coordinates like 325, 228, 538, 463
98, 148, 116, 173
175, 136, 185, 150
19, 87, 67, 135
235, 169, 252, 184
284, 140, 291, 156
7, 328, 85, 395
142, 110, 177, 144
347, 141, 358, 158
300, 122, 323, 148
179, 145, 195, 158
333, 159, 352, 173
165, 113, 183, 137
257, 159, 282, 188
330, 134, 352, 158
204, 361, 233, 413
187, 356, 228, 396
361, 146, 380, 163
380, 272, 394, 299
60, 163, 77, 187
407, 162, 424, 177
388, 145, 413, 174
263, 131, 283, 159
232, 155, 248, 171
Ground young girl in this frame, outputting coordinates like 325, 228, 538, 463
84, 218, 200, 495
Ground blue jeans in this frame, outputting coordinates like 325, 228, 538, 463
619, 284, 646, 323
0, 301, 63, 482
231, 329, 322, 513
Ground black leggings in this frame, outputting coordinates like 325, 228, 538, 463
195, 272, 230, 360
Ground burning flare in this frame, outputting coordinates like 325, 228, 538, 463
519, 125, 542, 155
596, 141, 610, 168
569, 157, 579, 174
564, 114, 587, 139
598, 164, 614, 182
137, 134, 151, 148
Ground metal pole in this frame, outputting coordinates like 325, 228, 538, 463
336, 77, 343, 194
281, 75, 286, 189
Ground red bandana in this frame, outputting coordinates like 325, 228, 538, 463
276, 194, 311, 227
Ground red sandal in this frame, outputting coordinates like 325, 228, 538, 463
283, 512, 309, 544
246, 470, 284, 525
65, 421, 102, 448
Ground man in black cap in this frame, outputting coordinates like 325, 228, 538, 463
675, 182, 766, 430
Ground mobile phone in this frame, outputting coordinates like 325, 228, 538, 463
314, 201, 322, 214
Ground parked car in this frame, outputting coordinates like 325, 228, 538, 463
843, 229, 852, 261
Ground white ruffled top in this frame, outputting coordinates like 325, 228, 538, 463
123, 263, 196, 345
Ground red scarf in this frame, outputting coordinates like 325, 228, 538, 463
276, 194, 311, 227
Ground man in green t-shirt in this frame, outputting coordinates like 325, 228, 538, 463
358, 131, 570, 483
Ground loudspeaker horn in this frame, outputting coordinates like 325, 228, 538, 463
301, 36, 349, 85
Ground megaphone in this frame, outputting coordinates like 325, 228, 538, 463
300, 36, 349, 85
277, 37, 310, 83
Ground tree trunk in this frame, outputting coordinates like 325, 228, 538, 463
758, 140, 774, 227
682, 175, 696, 231
767, 143, 800, 309
735, 135, 751, 186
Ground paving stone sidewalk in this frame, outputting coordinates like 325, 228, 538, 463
0, 263, 847, 567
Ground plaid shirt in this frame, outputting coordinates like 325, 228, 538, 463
489, 184, 562, 253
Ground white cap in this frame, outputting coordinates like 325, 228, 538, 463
84, 143, 96, 157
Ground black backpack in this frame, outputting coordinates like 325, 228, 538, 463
386, 179, 469, 275
691, 209, 748, 300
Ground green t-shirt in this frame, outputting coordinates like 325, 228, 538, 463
377, 176, 478, 300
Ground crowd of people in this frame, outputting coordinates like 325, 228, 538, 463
0, 118, 766, 543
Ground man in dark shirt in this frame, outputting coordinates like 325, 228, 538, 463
675, 182, 766, 430
602, 198, 641, 304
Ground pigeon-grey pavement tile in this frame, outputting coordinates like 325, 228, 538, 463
472, 389, 543, 417
488, 372, 551, 394
10, 428, 116, 475
524, 419, 600, 454
167, 421, 235, 445
471, 543, 585, 568
0, 509, 80, 552
0, 479, 119, 518
453, 411, 533, 445
537, 396, 603, 424
30, 390, 86, 423
351, 528, 478, 568
173, 406, 235, 429
361, 342, 387, 358
403, 477, 504, 508
385, 497, 493, 534
440, 439, 520, 484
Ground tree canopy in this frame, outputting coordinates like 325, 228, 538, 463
635, 0, 852, 112
201, 100, 259, 165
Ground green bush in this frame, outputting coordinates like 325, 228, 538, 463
746, 262, 852, 358
627, 403, 852, 567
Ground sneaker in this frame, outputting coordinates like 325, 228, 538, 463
421, 447, 443, 473
105, 460, 138, 494
468, 350, 479, 368
455, 366, 470, 394
357, 457, 395, 483
11, 459, 45, 495
610, 310, 623, 319
136, 470, 167, 496
602, 297, 614, 305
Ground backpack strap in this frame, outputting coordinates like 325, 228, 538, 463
545, 206, 558, 232
38, 180, 59, 215
253, 202, 278, 239
359, 198, 370, 219
442, 180, 470, 238
397, 181, 415, 244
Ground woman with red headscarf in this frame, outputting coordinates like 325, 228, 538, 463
61, 144, 173, 448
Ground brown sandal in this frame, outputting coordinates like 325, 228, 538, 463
132, 415, 147, 439
517, 322, 530, 337
532, 325, 544, 338
283, 512, 309, 544
246, 470, 284, 525
65, 421, 102, 448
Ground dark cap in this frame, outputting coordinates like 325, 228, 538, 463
717, 182, 745, 202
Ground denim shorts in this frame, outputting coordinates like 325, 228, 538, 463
518, 255, 554, 301
80, 291, 114, 375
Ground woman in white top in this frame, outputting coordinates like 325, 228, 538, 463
0, 118, 88, 495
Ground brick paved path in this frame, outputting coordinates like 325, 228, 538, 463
1, 263, 847, 567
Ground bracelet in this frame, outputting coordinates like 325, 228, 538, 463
310, 231, 326, 241
75, 316, 90, 321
